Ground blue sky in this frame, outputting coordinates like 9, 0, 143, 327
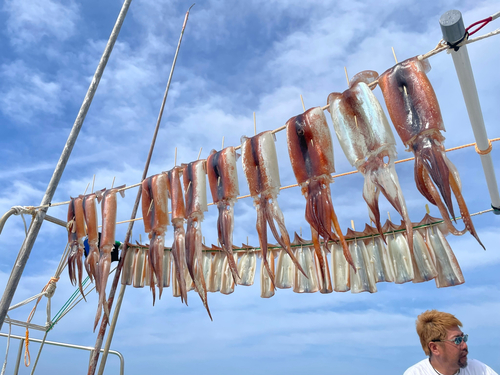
1, 0, 499, 373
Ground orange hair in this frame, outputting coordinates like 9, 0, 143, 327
416, 310, 463, 356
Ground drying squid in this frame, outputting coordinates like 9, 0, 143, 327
207, 147, 240, 283
209, 250, 224, 293
407, 221, 438, 283
166, 167, 189, 305
220, 252, 238, 295
183, 160, 212, 319
286, 107, 353, 291
362, 224, 395, 283
94, 185, 125, 330
260, 250, 275, 298
67, 198, 86, 299
378, 56, 483, 248
345, 228, 377, 293
241, 131, 306, 286
419, 214, 464, 288
383, 219, 414, 284
275, 249, 295, 289
328, 70, 413, 251
237, 245, 257, 286
83, 190, 104, 292
141, 174, 169, 302
292, 233, 319, 293
330, 242, 349, 292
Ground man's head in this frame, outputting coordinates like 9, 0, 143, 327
416, 310, 468, 369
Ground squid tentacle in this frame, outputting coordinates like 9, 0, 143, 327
153, 232, 165, 299
256, 197, 276, 289
362, 172, 383, 238
369, 163, 413, 253
311, 227, 332, 293
217, 201, 240, 283
329, 200, 354, 269
415, 152, 437, 205
449, 172, 485, 249
172, 221, 188, 305
265, 196, 307, 278
422, 170, 466, 236
413, 134, 455, 221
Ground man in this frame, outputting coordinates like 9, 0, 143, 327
404, 310, 498, 375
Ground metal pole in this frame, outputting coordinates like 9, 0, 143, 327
0, 0, 134, 330
0, 333, 124, 375
89, 5, 195, 375
440, 10, 500, 213
13, 338, 24, 375
0, 208, 66, 235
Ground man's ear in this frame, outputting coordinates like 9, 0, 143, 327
428, 342, 440, 356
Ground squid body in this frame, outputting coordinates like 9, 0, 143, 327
207, 147, 240, 283
95, 185, 125, 330
286, 107, 353, 292
378, 56, 483, 248
328, 70, 413, 252
241, 130, 306, 287
183, 160, 212, 320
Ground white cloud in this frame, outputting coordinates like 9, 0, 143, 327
3, 0, 80, 47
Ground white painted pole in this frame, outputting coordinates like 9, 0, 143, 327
440, 10, 500, 213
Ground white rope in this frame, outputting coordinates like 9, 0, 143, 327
1, 314, 12, 375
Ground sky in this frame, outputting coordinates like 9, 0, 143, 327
0, 0, 499, 374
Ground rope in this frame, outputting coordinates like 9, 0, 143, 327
126, 207, 492, 252
475, 139, 493, 155
24, 277, 59, 366
0, 315, 12, 375
7, 27, 499, 224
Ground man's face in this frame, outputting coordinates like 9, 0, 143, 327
440, 326, 469, 369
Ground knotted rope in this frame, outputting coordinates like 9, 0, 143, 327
24, 277, 59, 367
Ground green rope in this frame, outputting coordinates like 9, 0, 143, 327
47, 275, 91, 332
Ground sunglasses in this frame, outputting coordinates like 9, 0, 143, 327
432, 334, 468, 346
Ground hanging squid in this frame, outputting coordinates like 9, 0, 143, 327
286, 107, 354, 289
141, 173, 170, 303
418, 214, 464, 288
378, 56, 484, 249
327, 70, 413, 252
165, 167, 189, 305
67, 197, 86, 300
241, 130, 306, 287
83, 190, 104, 293
237, 245, 257, 286
94, 185, 125, 330
183, 160, 212, 320
207, 147, 240, 283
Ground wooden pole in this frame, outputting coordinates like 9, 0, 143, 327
0, 0, 133, 330
91, 5, 195, 375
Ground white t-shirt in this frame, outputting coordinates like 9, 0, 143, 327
404, 358, 498, 375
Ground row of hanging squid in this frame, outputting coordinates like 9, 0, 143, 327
120, 213, 464, 297
66, 55, 483, 323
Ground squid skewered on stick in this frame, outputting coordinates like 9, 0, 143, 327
183, 160, 212, 320
241, 131, 306, 288
67, 197, 86, 300
83, 190, 104, 291
141, 174, 170, 303
286, 107, 354, 292
166, 167, 189, 305
207, 147, 240, 283
328, 70, 413, 252
378, 56, 484, 248
94, 185, 125, 330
